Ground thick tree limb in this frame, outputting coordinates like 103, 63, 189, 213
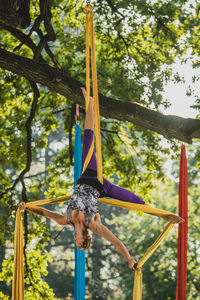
0, 48, 199, 143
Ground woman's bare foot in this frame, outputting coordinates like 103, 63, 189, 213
162, 215, 184, 224
81, 87, 94, 103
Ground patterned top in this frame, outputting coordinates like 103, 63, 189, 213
66, 183, 100, 227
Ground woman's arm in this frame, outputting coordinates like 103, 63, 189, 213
90, 218, 137, 270
98, 225, 137, 270
19, 202, 70, 226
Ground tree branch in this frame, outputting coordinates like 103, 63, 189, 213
1, 25, 37, 55
0, 0, 31, 29
13, 16, 42, 52
105, 0, 124, 17
0, 48, 199, 143
0, 80, 39, 199
36, 28, 61, 69
1, 24, 61, 68
39, 0, 56, 41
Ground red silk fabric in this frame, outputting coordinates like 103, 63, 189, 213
176, 145, 188, 300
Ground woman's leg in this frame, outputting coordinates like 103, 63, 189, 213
103, 180, 183, 223
82, 87, 94, 131
81, 88, 97, 171
103, 178, 145, 205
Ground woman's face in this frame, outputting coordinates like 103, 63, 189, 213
75, 232, 91, 250
75, 235, 85, 249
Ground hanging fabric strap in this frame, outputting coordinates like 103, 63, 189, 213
99, 198, 176, 300
12, 209, 24, 300
176, 145, 188, 300
13, 195, 176, 300
82, 5, 103, 184
12, 196, 71, 300
132, 222, 175, 300
12, 6, 177, 298
74, 123, 85, 300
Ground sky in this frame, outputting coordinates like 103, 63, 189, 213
161, 61, 199, 118
160, 60, 199, 176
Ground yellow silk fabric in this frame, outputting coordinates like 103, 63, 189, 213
99, 198, 175, 300
12, 209, 24, 300
82, 6, 103, 184
12, 5, 176, 299
12, 196, 71, 300
12, 195, 175, 300
132, 222, 175, 300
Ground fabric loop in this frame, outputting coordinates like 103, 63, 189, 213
83, 4, 93, 14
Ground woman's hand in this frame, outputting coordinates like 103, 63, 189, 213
18, 202, 26, 211
129, 259, 138, 271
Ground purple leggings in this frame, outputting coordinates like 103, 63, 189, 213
80, 130, 145, 205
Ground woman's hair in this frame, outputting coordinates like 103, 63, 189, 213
81, 226, 91, 250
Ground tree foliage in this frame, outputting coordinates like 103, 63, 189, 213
101, 147, 200, 300
0, 0, 200, 299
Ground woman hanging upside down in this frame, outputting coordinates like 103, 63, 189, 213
19, 88, 183, 271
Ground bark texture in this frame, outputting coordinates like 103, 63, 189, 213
0, 48, 199, 144
0, 0, 31, 28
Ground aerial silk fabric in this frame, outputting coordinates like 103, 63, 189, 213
11, 126, 86, 300
12, 5, 178, 299
99, 198, 175, 300
176, 145, 188, 299
12, 195, 71, 300
74, 124, 85, 300
82, 5, 103, 184
132, 222, 174, 300
12, 209, 24, 300
12, 195, 176, 300
82, 5, 177, 299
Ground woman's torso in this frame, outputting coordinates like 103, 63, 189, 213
67, 183, 100, 227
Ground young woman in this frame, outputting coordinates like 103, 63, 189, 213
19, 88, 183, 271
